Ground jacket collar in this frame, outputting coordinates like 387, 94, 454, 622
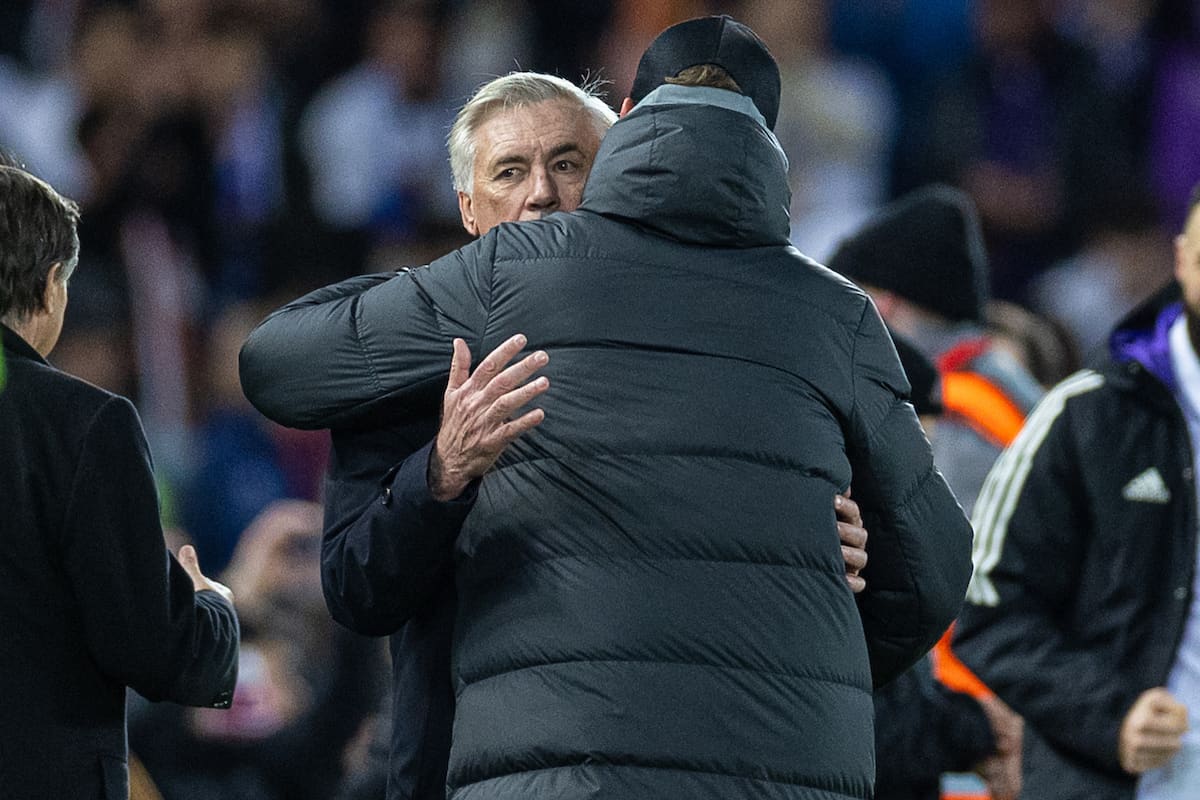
579, 86, 792, 248
1, 322, 46, 365
1109, 283, 1182, 394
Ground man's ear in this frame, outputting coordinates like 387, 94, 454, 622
458, 191, 479, 237
43, 263, 64, 312
619, 97, 635, 118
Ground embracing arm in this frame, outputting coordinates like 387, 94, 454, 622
322, 335, 551, 634
239, 272, 393, 428
322, 441, 475, 635
239, 234, 500, 430
847, 302, 975, 687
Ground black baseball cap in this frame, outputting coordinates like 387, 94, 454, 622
628, 15, 781, 130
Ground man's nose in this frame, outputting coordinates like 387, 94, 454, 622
526, 167, 560, 211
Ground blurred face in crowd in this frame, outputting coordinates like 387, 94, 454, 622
457, 98, 603, 237
1175, 202, 1200, 329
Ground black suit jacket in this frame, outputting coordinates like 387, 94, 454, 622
324, 422, 472, 800
0, 324, 239, 800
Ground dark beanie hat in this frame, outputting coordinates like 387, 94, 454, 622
828, 184, 990, 324
889, 327, 943, 417
629, 15, 781, 130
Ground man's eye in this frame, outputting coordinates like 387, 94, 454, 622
554, 160, 579, 172
495, 168, 520, 180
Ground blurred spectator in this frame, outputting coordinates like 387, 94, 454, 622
439, 0, 535, 102
743, 0, 897, 261
1029, 188, 1174, 362
180, 300, 328, 573
986, 299, 1081, 390
298, 0, 458, 265
829, 184, 1043, 513
830, 0, 973, 99
131, 501, 386, 800
1055, 0, 1160, 178
1148, 0, 1200, 232
896, 0, 1129, 302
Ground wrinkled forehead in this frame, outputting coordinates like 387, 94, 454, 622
472, 98, 602, 173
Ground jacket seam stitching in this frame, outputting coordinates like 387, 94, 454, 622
491, 450, 843, 481
453, 759, 870, 796
461, 656, 871, 696
350, 292, 384, 395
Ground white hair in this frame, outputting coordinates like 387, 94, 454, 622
447, 72, 617, 194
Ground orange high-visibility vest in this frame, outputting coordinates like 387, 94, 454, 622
931, 339, 1029, 800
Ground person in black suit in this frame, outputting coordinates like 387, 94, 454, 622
0, 162, 240, 800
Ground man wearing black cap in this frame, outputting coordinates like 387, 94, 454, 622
243, 16, 973, 799
827, 184, 1044, 515
829, 185, 1043, 799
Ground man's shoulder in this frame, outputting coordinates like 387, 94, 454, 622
7, 356, 135, 430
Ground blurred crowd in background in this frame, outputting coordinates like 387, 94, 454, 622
2, 0, 1199, 797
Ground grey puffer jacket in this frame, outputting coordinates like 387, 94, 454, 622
240, 87, 973, 800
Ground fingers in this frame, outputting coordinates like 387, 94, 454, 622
841, 543, 867, 573
844, 572, 866, 594
488, 373, 550, 425
469, 333, 528, 386
841, 543, 867, 594
446, 337, 472, 392
177, 545, 233, 603
1138, 689, 1189, 738
1121, 688, 1190, 773
482, 349, 549, 401
834, 492, 862, 527
178, 545, 202, 580
204, 579, 235, 605
452, 334, 548, 416
837, 519, 867, 550
492, 408, 547, 447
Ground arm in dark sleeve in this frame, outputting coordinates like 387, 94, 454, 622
322, 441, 476, 636
874, 657, 996, 795
239, 235, 497, 430
954, 375, 1130, 776
61, 396, 238, 707
847, 300, 975, 687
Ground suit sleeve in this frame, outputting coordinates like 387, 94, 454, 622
321, 441, 476, 635
60, 396, 239, 708
239, 235, 497, 430
873, 657, 996, 791
953, 377, 1130, 776
847, 300, 975, 687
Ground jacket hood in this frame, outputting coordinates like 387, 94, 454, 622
579, 86, 791, 248
1109, 281, 1182, 392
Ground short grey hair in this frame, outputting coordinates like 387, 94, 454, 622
448, 72, 617, 194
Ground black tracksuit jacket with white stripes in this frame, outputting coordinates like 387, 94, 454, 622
954, 285, 1197, 800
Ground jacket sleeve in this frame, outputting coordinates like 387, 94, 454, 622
322, 441, 476, 635
61, 396, 239, 708
873, 656, 996, 792
847, 301, 975, 687
239, 235, 498, 430
953, 375, 1130, 776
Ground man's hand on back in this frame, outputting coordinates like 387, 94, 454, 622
429, 334, 550, 501
836, 491, 868, 593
